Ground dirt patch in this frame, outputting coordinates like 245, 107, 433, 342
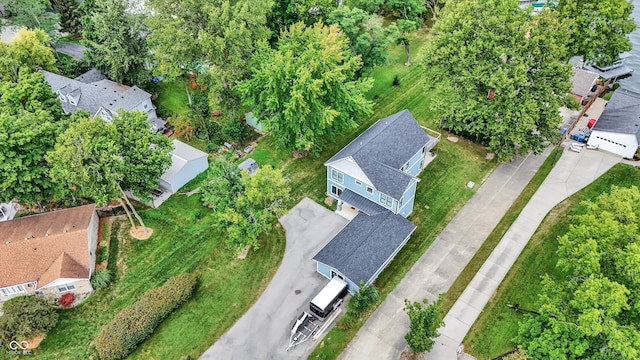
129, 226, 153, 240
399, 349, 425, 360
27, 336, 44, 349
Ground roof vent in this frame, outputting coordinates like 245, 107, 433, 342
63, 230, 67, 233
45, 233, 49, 237
24, 237, 28, 240
6, 241, 9, 244
33, 248, 37, 251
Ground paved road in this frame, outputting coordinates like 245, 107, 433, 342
55, 42, 87, 59
339, 149, 552, 360
429, 146, 621, 359
200, 198, 348, 360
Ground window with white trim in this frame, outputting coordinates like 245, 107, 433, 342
354, 180, 362, 187
400, 160, 410, 172
331, 185, 342, 196
379, 193, 393, 207
399, 197, 404, 208
57, 283, 76, 292
366, 186, 374, 194
330, 169, 344, 183
1, 285, 26, 296
59, 93, 67, 102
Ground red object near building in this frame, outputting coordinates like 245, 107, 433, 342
587, 118, 597, 128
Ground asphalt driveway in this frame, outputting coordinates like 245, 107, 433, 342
200, 197, 348, 360
55, 42, 88, 59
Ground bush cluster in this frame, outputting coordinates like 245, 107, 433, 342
0, 296, 58, 344
93, 272, 197, 360
91, 268, 113, 289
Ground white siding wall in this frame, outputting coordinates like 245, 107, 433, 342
588, 131, 637, 158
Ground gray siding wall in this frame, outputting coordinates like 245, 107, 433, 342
169, 157, 209, 193
326, 166, 398, 213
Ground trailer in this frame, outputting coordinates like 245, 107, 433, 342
287, 311, 319, 351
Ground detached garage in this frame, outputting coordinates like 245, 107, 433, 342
587, 89, 640, 159
159, 140, 209, 193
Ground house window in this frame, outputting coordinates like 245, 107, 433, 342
379, 193, 393, 207
57, 283, 76, 293
354, 180, 362, 187
331, 185, 343, 196
0, 285, 26, 296
399, 197, 404, 208
59, 93, 67, 102
330, 169, 344, 183
422, 146, 426, 154
366, 186, 374, 194
401, 160, 410, 172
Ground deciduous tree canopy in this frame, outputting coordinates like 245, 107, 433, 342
238, 22, 373, 153
1, 0, 60, 40
516, 186, 640, 359
422, 0, 572, 160
557, 0, 636, 66
0, 28, 57, 83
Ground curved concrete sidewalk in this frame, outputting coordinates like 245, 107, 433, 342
428, 147, 621, 359
200, 198, 347, 360
339, 149, 552, 360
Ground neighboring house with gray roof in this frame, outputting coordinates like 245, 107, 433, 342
314, 110, 440, 293
570, 68, 599, 104
159, 139, 209, 193
42, 69, 166, 131
587, 89, 640, 158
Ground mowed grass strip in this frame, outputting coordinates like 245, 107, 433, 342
462, 164, 640, 359
441, 146, 562, 314
309, 29, 497, 360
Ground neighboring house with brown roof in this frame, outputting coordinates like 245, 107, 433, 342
0, 204, 99, 304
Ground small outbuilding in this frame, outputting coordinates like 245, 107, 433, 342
238, 158, 259, 175
159, 140, 209, 193
587, 88, 640, 158
570, 68, 599, 104
245, 111, 265, 132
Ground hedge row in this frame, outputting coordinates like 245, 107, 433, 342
93, 272, 197, 360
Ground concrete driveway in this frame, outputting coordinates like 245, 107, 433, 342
55, 42, 88, 59
200, 197, 348, 360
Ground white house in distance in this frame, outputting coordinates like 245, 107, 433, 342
159, 139, 209, 193
42, 69, 166, 132
588, 89, 640, 158
0, 204, 98, 305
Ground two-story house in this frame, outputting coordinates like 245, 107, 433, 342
42, 69, 166, 132
314, 110, 440, 293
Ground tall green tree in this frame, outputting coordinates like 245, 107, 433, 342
516, 186, 640, 359
200, 158, 244, 211
0, 71, 69, 205
422, 0, 572, 160
238, 22, 373, 153
385, 0, 426, 22
267, 0, 336, 40
48, 111, 172, 233
1, 0, 60, 40
81, 0, 149, 85
326, 6, 397, 75
557, 0, 636, 66
0, 28, 57, 83
146, 0, 273, 109
52, 0, 84, 35
350, 0, 385, 14
217, 165, 290, 251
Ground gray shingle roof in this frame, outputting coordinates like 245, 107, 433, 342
570, 68, 598, 98
592, 89, 640, 142
313, 211, 416, 286
326, 110, 433, 199
338, 189, 387, 216
42, 69, 155, 122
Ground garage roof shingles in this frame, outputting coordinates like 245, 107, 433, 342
0, 205, 96, 288
592, 89, 640, 142
313, 212, 416, 285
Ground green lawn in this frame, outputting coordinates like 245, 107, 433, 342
33, 175, 285, 359
154, 79, 191, 118
463, 164, 640, 359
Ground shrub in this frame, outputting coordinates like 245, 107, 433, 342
222, 118, 250, 142
170, 115, 195, 140
392, 74, 401, 86
336, 312, 358, 330
404, 295, 444, 353
0, 296, 58, 344
91, 268, 113, 289
98, 240, 109, 263
93, 272, 197, 360
347, 282, 380, 315
58, 293, 75, 307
